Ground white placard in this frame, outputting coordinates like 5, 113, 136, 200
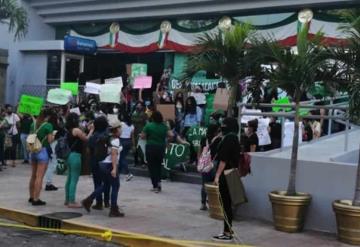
257, 118, 271, 146
283, 121, 303, 147
69, 107, 81, 116
105, 76, 123, 87
241, 108, 262, 124
100, 84, 122, 104
84, 82, 101, 95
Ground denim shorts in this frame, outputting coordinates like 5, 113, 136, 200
30, 148, 49, 164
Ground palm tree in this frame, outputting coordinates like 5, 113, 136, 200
184, 23, 263, 115
259, 23, 334, 196
0, 0, 28, 39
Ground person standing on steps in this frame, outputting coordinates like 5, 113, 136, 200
141, 111, 173, 193
4, 104, 20, 167
82, 119, 124, 217
64, 113, 94, 208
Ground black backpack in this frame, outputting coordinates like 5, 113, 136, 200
94, 134, 110, 161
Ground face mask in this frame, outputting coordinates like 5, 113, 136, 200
113, 108, 119, 114
176, 103, 182, 109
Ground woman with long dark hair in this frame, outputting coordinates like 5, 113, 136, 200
141, 111, 173, 193
28, 109, 54, 206
64, 113, 94, 208
183, 96, 202, 135
174, 92, 185, 133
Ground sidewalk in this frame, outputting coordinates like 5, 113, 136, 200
0, 163, 351, 247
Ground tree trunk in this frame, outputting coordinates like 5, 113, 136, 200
227, 84, 238, 117
286, 101, 300, 196
352, 145, 360, 206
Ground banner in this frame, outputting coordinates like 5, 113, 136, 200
133, 76, 152, 89
100, 84, 122, 103
61, 82, 79, 96
47, 88, 73, 105
105, 76, 123, 88
162, 143, 190, 175
18, 95, 44, 116
84, 82, 101, 95
157, 104, 175, 120
257, 118, 271, 146
272, 97, 291, 112
186, 126, 207, 153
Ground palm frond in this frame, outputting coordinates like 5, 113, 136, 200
0, 0, 28, 40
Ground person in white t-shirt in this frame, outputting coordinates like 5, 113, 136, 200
4, 105, 20, 167
82, 119, 124, 217
119, 114, 135, 181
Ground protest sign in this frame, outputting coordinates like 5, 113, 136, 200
213, 88, 229, 111
61, 82, 79, 96
133, 76, 152, 89
131, 64, 147, 77
241, 108, 262, 124
186, 126, 207, 153
283, 121, 303, 147
272, 97, 291, 112
105, 76, 123, 88
70, 107, 81, 116
99, 84, 122, 104
162, 143, 190, 176
47, 88, 72, 105
157, 104, 175, 120
257, 118, 271, 146
18, 95, 44, 116
84, 82, 101, 95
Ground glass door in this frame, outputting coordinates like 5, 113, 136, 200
61, 53, 84, 82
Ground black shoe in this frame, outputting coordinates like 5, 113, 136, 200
28, 198, 33, 203
23, 160, 29, 164
45, 184, 58, 191
32, 200, 46, 206
200, 204, 208, 211
212, 234, 233, 242
104, 202, 110, 208
92, 203, 103, 210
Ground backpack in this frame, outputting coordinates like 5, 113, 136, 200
26, 122, 47, 153
239, 152, 251, 177
197, 139, 214, 173
55, 132, 78, 160
94, 134, 110, 161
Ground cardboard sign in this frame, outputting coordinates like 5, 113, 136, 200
213, 88, 230, 111
133, 76, 152, 89
272, 97, 291, 112
18, 95, 44, 116
241, 108, 262, 124
162, 143, 190, 176
99, 84, 122, 104
70, 107, 81, 116
186, 126, 207, 153
84, 82, 101, 95
257, 118, 271, 146
105, 76, 123, 88
131, 64, 147, 77
47, 88, 73, 105
61, 82, 79, 96
157, 104, 175, 120
283, 121, 303, 147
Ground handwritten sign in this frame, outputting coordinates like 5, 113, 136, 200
283, 121, 303, 147
105, 76, 123, 88
162, 143, 190, 177
257, 118, 271, 146
84, 82, 101, 95
186, 126, 207, 153
47, 88, 72, 105
61, 82, 79, 96
100, 84, 122, 103
18, 95, 44, 116
133, 76, 152, 89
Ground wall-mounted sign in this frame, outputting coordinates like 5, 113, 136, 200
64, 35, 97, 54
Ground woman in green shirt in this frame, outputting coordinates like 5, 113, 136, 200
141, 111, 173, 193
29, 109, 54, 206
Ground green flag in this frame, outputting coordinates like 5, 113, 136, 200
18, 95, 44, 116
61, 82, 79, 96
162, 143, 190, 174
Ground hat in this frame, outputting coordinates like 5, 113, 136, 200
109, 119, 121, 129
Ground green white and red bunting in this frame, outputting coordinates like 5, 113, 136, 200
70, 18, 349, 54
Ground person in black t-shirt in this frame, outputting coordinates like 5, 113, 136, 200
269, 117, 282, 149
213, 118, 240, 242
245, 119, 259, 152
198, 124, 221, 211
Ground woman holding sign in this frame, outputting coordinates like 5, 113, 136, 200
141, 111, 173, 193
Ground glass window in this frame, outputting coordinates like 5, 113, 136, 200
46, 51, 61, 85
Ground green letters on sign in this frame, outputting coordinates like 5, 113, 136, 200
18, 95, 44, 116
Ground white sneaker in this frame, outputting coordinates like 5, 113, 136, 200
126, 174, 134, 181
212, 233, 233, 242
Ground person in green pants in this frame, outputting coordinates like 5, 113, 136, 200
65, 113, 94, 208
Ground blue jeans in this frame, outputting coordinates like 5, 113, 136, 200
119, 138, 132, 175
90, 162, 119, 207
90, 157, 109, 205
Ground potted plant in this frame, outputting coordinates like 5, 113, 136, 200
332, 9, 360, 245
258, 13, 336, 232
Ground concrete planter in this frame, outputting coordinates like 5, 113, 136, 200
333, 200, 360, 245
269, 191, 312, 233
